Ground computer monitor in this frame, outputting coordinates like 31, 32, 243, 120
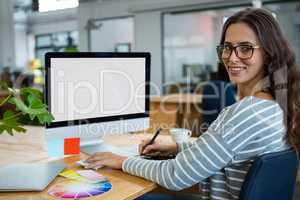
45, 52, 150, 155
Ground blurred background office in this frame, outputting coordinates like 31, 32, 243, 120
0, 0, 299, 94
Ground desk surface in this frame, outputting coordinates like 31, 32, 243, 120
0, 126, 158, 200
150, 93, 203, 135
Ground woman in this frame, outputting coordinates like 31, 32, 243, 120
86, 8, 300, 199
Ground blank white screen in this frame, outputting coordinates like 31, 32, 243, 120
50, 57, 146, 122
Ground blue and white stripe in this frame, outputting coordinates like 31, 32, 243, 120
122, 96, 290, 199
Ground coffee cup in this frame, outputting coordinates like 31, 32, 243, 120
170, 128, 192, 143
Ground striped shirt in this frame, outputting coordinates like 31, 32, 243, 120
122, 96, 290, 199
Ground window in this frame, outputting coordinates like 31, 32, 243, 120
162, 7, 246, 93
263, 1, 300, 64
38, 0, 79, 12
89, 17, 134, 52
35, 31, 78, 65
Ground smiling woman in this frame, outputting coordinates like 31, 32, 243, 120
85, 8, 300, 200
218, 22, 267, 97
218, 8, 300, 151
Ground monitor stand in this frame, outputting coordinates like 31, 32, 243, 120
80, 138, 139, 157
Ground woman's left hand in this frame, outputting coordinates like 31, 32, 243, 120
85, 152, 128, 170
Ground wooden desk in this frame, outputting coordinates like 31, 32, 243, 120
150, 93, 202, 136
0, 127, 157, 200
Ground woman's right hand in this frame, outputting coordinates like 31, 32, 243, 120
139, 138, 178, 156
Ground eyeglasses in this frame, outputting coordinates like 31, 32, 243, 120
216, 43, 260, 60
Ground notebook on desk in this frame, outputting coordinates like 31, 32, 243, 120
0, 161, 66, 191
82, 143, 140, 157
82, 143, 176, 160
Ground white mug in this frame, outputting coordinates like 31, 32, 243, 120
170, 128, 192, 143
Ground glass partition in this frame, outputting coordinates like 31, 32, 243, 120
89, 17, 134, 52
162, 2, 300, 94
263, 1, 300, 64
162, 7, 246, 93
35, 31, 78, 65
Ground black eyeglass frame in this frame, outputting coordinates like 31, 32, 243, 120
216, 43, 260, 60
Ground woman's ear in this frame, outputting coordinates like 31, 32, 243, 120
263, 50, 272, 66
263, 52, 271, 76
263, 64, 269, 77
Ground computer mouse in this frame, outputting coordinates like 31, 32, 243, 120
76, 160, 104, 170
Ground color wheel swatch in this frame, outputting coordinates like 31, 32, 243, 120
48, 180, 112, 199
48, 169, 112, 199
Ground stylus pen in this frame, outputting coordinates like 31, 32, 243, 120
141, 127, 162, 155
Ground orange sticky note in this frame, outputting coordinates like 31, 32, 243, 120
64, 138, 80, 155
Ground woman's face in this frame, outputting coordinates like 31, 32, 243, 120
222, 22, 265, 86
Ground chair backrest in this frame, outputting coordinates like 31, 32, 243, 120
202, 80, 236, 126
240, 149, 299, 200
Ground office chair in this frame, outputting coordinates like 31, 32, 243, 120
201, 80, 236, 127
240, 148, 299, 200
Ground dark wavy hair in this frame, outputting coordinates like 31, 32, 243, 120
218, 8, 300, 152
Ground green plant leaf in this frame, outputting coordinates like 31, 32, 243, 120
10, 97, 46, 114
0, 81, 9, 90
9, 95, 54, 123
0, 110, 26, 135
37, 112, 55, 124
28, 93, 44, 107
0, 86, 54, 135
21, 87, 42, 98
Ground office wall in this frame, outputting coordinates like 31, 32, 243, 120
24, 8, 78, 68
135, 11, 163, 95
27, 8, 78, 35
29, 20, 77, 35
276, 12, 300, 64
90, 17, 134, 52
14, 23, 28, 69
5, 3, 77, 71
163, 12, 217, 83
78, 0, 227, 94
0, 0, 15, 69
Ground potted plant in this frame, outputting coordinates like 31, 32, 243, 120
0, 81, 53, 135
